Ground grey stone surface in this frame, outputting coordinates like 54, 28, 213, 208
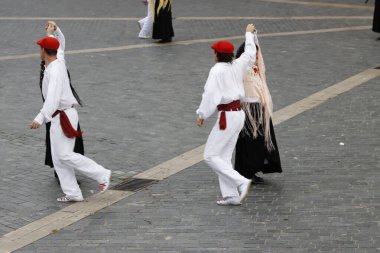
0, 18, 372, 56
0, 0, 372, 18
0, 0, 378, 251
17, 78, 380, 252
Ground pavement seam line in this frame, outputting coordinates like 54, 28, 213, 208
257, 0, 373, 10
0, 15, 372, 21
177, 16, 372, 20
0, 67, 378, 253
134, 68, 380, 181
0, 190, 133, 253
272, 68, 380, 125
0, 25, 371, 62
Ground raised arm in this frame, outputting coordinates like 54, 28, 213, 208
46, 21, 65, 61
54, 27, 66, 51
234, 24, 257, 68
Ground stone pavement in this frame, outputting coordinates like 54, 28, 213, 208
16, 79, 380, 252
0, 0, 379, 252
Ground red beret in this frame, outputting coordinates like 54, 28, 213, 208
211, 40, 234, 54
36, 37, 60, 50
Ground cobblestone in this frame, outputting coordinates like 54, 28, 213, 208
0, 0, 379, 251
16, 76, 380, 252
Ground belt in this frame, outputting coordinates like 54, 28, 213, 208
52, 109, 82, 138
217, 100, 241, 130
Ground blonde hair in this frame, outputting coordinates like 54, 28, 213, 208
242, 41, 274, 151
151, 0, 172, 20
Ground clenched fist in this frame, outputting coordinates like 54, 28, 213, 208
246, 24, 256, 33
196, 117, 204, 127
30, 120, 41, 129
45, 21, 57, 36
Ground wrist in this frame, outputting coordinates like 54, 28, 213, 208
34, 113, 44, 125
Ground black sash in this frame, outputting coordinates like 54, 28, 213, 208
39, 61, 84, 167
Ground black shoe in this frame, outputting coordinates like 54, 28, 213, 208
252, 174, 265, 185
158, 39, 172, 43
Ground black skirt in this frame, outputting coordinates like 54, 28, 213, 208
234, 103, 282, 179
373, 0, 380, 33
44, 122, 84, 168
152, 1, 174, 40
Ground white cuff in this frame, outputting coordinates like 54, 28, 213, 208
34, 113, 45, 125
196, 110, 204, 119
54, 27, 61, 36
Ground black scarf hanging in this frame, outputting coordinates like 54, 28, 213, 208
39, 61, 84, 168
40, 61, 83, 106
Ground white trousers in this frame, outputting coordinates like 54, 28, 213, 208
204, 111, 249, 198
50, 108, 110, 199
139, 0, 153, 37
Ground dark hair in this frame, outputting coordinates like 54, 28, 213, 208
215, 51, 234, 63
236, 42, 245, 59
44, 48, 58, 56
236, 42, 259, 59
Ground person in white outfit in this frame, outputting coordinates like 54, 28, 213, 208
138, 0, 154, 39
38, 22, 85, 184
30, 21, 111, 202
196, 24, 257, 206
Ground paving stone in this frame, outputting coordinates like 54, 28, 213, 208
0, 0, 379, 252
15, 78, 379, 252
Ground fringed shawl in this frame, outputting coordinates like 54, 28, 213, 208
242, 41, 274, 151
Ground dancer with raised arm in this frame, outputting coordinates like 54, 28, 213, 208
31, 22, 111, 202
38, 21, 84, 184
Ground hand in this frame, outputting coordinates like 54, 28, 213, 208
30, 120, 41, 129
45, 21, 57, 36
246, 24, 256, 33
47, 21, 57, 29
196, 117, 204, 127
142, 0, 148, 5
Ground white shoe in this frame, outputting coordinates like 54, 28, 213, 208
138, 35, 151, 39
217, 197, 241, 206
57, 195, 84, 202
238, 180, 252, 202
99, 170, 111, 193
137, 20, 144, 30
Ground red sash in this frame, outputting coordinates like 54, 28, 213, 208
217, 100, 241, 130
52, 110, 82, 138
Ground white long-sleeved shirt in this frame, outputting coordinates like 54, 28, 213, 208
34, 27, 77, 124
54, 27, 66, 62
196, 32, 257, 120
